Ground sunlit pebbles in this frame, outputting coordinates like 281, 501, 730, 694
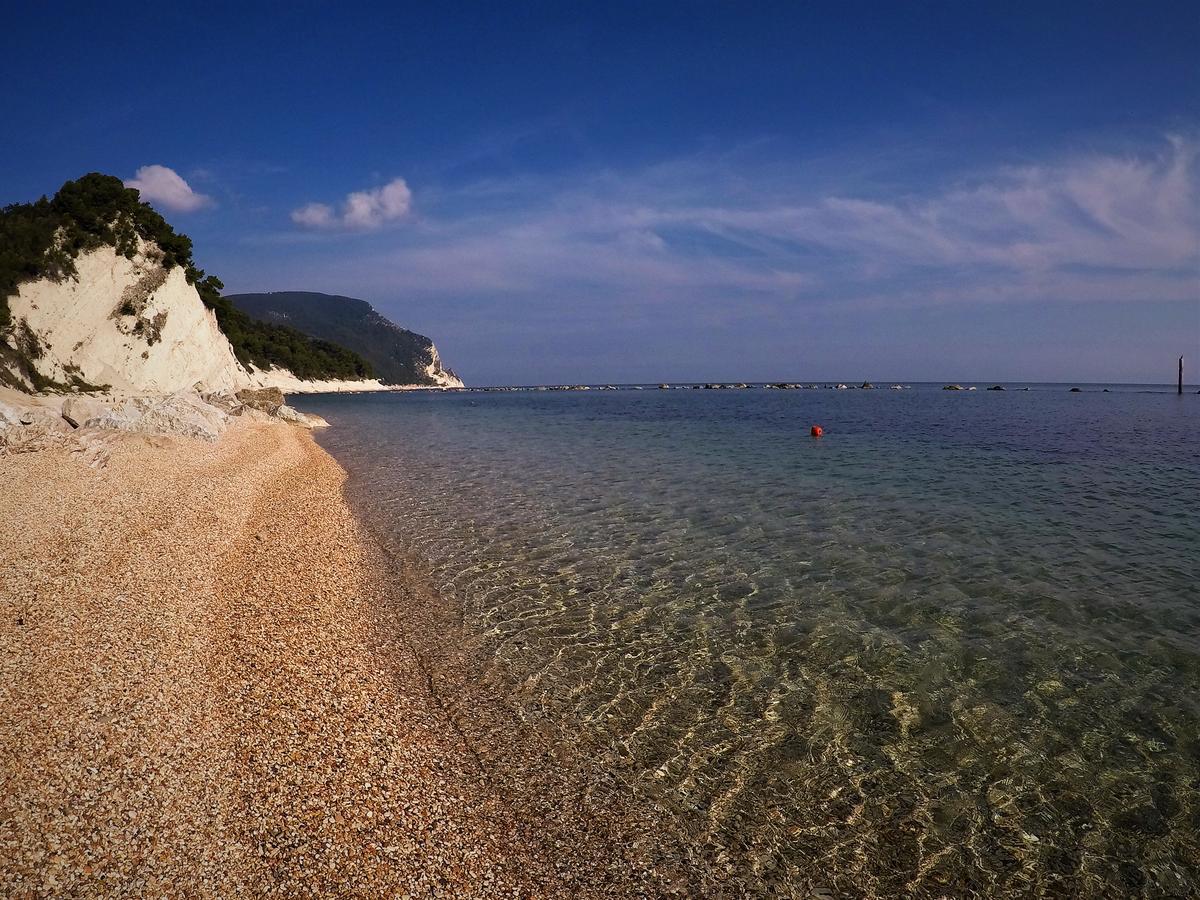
300, 385, 1200, 898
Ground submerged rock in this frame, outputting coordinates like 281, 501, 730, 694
987, 385, 1006, 391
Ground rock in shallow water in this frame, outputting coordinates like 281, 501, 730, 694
275, 404, 329, 428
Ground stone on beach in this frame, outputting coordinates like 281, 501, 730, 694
1, 387, 331, 455
235, 386, 286, 414
82, 392, 229, 441
60, 395, 114, 428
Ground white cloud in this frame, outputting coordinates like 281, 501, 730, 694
292, 177, 412, 230
125, 165, 213, 212
414, 137, 1191, 305
259, 135, 1198, 317
290, 202, 335, 228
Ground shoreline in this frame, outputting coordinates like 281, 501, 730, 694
0, 421, 688, 896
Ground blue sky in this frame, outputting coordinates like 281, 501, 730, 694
3, 1, 1197, 384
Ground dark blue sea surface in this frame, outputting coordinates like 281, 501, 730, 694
297, 384, 1199, 897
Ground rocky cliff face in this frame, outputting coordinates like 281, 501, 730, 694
421, 341, 461, 388
226, 292, 464, 388
0, 245, 393, 395
3, 243, 246, 393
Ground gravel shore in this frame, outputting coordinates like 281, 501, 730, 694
0, 422, 688, 897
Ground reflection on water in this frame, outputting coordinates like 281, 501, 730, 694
300, 386, 1200, 897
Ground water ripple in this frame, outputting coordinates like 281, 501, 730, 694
302, 387, 1200, 897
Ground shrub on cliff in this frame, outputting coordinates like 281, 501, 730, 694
0, 175, 193, 324
0, 174, 373, 381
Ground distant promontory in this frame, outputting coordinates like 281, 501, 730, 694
227, 292, 462, 389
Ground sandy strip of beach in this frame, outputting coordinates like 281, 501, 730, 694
0, 421, 684, 897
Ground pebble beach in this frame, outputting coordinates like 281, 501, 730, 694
0, 421, 691, 898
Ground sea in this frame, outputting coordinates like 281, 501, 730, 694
295, 383, 1199, 897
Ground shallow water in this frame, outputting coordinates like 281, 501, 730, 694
298, 385, 1199, 897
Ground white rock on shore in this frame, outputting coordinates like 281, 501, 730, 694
0, 386, 327, 457
241, 366, 393, 394
77, 393, 230, 441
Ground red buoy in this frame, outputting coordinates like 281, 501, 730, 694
811, 425, 823, 437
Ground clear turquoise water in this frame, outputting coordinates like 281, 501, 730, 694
298, 385, 1199, 897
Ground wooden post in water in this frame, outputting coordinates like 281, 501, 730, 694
1180, 356, 1185, 395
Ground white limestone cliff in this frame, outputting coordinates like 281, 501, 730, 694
423, 343, 464, 388
0, 243, 406, 396
4, 244, 246, 393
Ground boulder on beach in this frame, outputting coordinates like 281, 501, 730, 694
83, 393, 230, 442
61, 395, 112, 428
0, 401, 22, 427
18, 407, 70, 432
236, 387, 286, 414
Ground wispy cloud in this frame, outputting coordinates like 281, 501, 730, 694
125, 164, 213, 212
283, 135, 1195, 314
238, 134, 1197, 343
221, 135, 1198, 382
687, 134, 1197, 277
291, 177, 412, 230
